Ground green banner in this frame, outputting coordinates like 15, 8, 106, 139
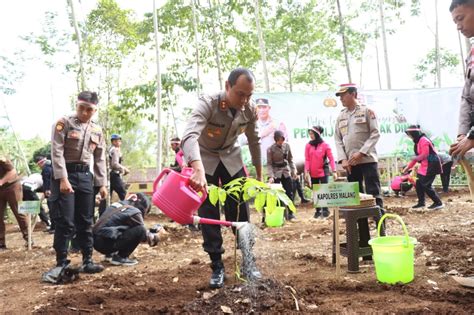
18, 200, 41, 215
312, 182, 360, 207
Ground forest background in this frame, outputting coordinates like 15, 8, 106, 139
0, 0, 468, 174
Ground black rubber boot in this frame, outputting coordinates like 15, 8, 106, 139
209, 261, 225, 288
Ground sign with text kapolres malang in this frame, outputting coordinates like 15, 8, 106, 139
312, 182, 360, 207
18, 200, 41, 215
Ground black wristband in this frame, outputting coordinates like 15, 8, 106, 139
468, 130, 474, 140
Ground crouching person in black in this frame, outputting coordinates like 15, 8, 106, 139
93, 193, 167, 266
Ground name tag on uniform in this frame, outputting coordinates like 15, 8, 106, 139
338, 120, 348, 136
67, 130, 81, 139
355, 117, 366, 124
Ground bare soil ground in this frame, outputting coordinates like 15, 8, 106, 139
0, 188, 473, 314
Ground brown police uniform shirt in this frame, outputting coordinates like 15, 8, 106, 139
267, 143, 296, 179
181, 92, 261, 176
459, 57, 474, 136
0, 158, 19, 185
51, 114, 107, 186
109, 146, 125, 174
334, 104, 380, 164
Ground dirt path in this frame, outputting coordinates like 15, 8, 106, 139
0, 189, 473, 313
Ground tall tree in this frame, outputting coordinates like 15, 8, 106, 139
254, 0, 270, 91
378, 0, 391, 89
190, 0, 201, 95
414, 48, 459, 88
434, 0, 441, 87
336, 0, 352, 83
67, 0, 86, 90
265, 0, 339, 91
153, 0, 162, 171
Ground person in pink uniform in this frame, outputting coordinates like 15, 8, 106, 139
170, 137, 185, 172
390, 174, 416, 196
403, 125, 444, 210
304, 126, 336, 219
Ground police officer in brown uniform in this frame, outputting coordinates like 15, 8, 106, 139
181, 68, 262, 288
334, 84, 383, 209
0, 157, 29, 250
450, 0, 474, 158
44, 91, 107, 280
267, 130, 297, 220
109, 134, 129, 201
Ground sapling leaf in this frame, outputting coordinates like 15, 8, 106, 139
209, 186, 219, 206
255, 192, 266, 212
247, 186, 257, 198
266, 192, 277, 214
218, 188, 227, 206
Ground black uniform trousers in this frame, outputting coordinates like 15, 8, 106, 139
347, 162, 384, 260
94, 225, 147, 258
292, 178, 305, 201
311, 176, 329, 215
416, 174, 442, 205
110, 172, 126, 201
274, 175, 294, 201
198, 162, 249, 261
347, 162, 383, 209
22, 186, 50, 225
441, 161, 453, 193
50, 170, 94, 264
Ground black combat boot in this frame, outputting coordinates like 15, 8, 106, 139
80, 251, 104, 274
56, 252, 69, 267
209, 260, 225, 288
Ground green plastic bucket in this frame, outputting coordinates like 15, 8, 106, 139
368, 214, 417, 284
264, 206, 285, 227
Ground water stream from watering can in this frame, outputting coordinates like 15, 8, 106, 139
237, 223, 260, 282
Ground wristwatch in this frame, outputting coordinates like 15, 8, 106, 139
468, 129, 474, 140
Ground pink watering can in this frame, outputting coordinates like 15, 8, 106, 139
152, 168, 246, 228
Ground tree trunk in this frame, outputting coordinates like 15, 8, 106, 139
153, 0, 162, 172
378, 0, 391, 89
254, 0, 270, 92
67, 0, 86, 91
286, 40, 293, 92
208, 0, 223, 90
336, 0, 352, 83
435, 0, 441, 87
190, 0, 201, 95
375, 30, 382, 90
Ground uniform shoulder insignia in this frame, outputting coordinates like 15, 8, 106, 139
219, 100, 228, 111
55, 118, 66, 132
367, 108, 376, 119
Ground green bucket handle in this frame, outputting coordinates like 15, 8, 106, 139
377, 213, 411, 247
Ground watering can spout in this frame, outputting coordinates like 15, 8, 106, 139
232, 221, 248, 230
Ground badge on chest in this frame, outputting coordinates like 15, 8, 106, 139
338, 119, 348, 136
67, 130, 81, 139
